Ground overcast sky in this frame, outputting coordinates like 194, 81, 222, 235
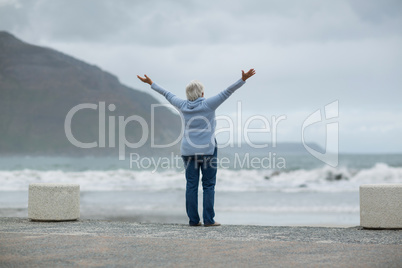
1, 0, 401, 153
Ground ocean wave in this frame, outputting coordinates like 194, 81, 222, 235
0, 163, 400, 192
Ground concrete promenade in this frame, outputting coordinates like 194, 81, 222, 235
0, 217, 401, 267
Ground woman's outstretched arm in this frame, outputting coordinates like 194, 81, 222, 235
137, 74, 186, 109
205, 69, 256, 110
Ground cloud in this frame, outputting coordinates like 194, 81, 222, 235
349, 0, 402, 23
2, 0, 402, 46
0, 0, 21, 8
1, 0, 401, 152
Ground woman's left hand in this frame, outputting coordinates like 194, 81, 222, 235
242, 69, 256, 81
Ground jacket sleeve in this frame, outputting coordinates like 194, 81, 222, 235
204, 79, 246, 110
151, 82, 186, 109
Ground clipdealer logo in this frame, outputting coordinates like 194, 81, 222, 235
64, 101, 287, 162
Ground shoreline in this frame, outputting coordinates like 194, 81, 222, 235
0, 217, 401, 267
0, 207, 356, 228
0, 190, 361, 227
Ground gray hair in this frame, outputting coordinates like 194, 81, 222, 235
186, 80, 204, 101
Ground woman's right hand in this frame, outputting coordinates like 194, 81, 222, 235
137, 74, 153, 85
242, 69, 256, 81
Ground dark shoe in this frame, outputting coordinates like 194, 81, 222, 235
204, 222, 221, 227
189, 222, 202, 226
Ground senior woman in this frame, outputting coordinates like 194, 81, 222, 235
137, 69, 256, 226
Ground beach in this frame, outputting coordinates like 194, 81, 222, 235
0, 217, 401, 267
0, 190, 360, 227
1, 154, 401, 227
0, 154, 401, 266
1, 0, 402, 265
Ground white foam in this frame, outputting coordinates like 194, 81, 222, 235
0, 163, 401, 192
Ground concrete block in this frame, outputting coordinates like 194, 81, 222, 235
360, 184, 402, 229
28, 183, 80, 221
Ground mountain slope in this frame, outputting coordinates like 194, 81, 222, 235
0, 31, 181, 156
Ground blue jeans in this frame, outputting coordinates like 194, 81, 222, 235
182, 146, 218, 226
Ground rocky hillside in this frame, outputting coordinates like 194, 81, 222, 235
0, 31, 181, 156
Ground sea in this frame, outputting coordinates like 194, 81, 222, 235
0, 152, 401, 227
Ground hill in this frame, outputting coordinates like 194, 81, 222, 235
0, 31, 182, 156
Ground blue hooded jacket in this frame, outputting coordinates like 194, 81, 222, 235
151, 79, 246, 156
